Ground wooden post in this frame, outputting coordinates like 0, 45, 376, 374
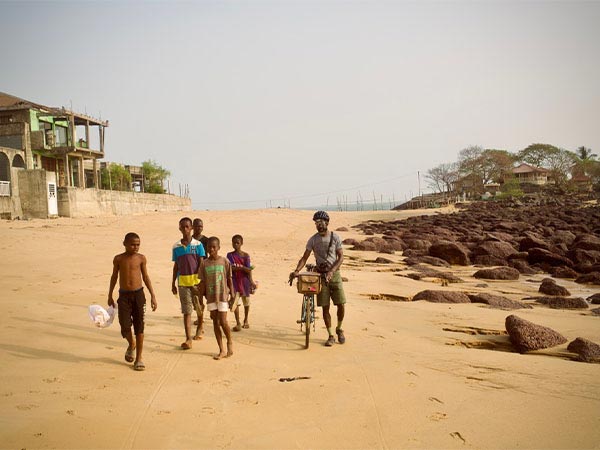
64, 154, 70, 187
93, 158, 98, 188
85, 120, 90, 149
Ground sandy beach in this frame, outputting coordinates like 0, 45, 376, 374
0, 207, 599, 450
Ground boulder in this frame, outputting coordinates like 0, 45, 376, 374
509, 259, 538, 275
535, 297, 588, 309
403, 256, 450, 267
575, 272, 600, 285
550, 266, 579, 279
567, 337, 600, 363
335, 227, 349, 232
592, 307, 600, 316
505, 315, 567, 353
568, 249, 600, 266
587, 293, 600, 304
519, 233, 552, 252
572, 234, 600, 252
342, 238, 359, 246
404, 238, 432, 252
473, 267, 520, 280
472, 255, 509, 267
412, 290, 471, 303
429, 240, 471, 266
472, 240, 517, 260
538, 278, 571, 296
373, 257, 393, 264
468, 293, 532, 310
527, 247, 574, 267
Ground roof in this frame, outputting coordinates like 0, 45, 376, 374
512, 163, 548, 174
0, 91, 108, 126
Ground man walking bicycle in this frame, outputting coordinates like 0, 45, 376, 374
290, 211, 347, 346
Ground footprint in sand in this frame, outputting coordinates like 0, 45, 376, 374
16, 404, 39, 410
406, 371, 419, 377
450, 431, 466, 444
201, 406, 216, 415
428, 397, 444, 404
66, 410, 75, 415
157, 410, 171, 415
428, 412, 448, 422
43, 377, 60, 384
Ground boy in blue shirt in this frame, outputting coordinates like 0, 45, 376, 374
171, 217, 205, 350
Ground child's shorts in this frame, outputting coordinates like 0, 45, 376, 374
207, 301, 229, 313
178, 285, 195, 315
117, 288, 146, 337
231, 292, 250, 309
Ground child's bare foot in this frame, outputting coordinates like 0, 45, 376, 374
181, 340, 192, 350
193, 327, 204, 340
232, 324, 242, 332
213, 351, 227, 360
242, 322, 249, 329
226, 342, 233, 358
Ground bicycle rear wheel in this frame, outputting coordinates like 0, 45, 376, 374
304, 295, 311, 349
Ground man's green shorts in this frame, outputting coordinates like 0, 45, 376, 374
317, 271, 346, 307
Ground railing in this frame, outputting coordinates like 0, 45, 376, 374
0, 181, 10, 197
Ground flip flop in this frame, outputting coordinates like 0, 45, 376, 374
134, 361, 145, 371
125, 348, 135, 363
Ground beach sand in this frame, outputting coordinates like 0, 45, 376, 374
0, 208, 598, 449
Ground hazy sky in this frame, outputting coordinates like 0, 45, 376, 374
1, 1, 599, 209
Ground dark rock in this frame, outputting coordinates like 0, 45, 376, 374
519, 233, 552, 252
412, 290, 471, 303
335, 227, 349, 232
592, 307, 600, 316
404, 256, 450, 267
429, 240, 471, 266
550, 266, 579, 279
342, 238, 359, 246
527, 247, 574, 267
473, 267, 520, 280
402, 266, 463, 283
472, 240, 517, 260
505, 315, 567, 353
538, 278, 571, 296
468, 293, 532, 310
567, 337, 600, 363
374, 257, 393, 264
404, 239, 432, 252
472, 255, 509, 267
568, 249, 600, 266
352, 241, 378, 251
551, 230, 577, 246
575, 272, 600, 285
402, 248, 429, 257
572, 234, 600, 252
535, 297, 588, 309
509, 259, 538, 274
587, 293, 600, 304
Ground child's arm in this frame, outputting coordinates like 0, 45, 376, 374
197, 260, 206, 299
246, 254, 256, 288
171, 262, 178, 295
225, 260, 235, 302
108, 255, 119, 307
141, 255, 157, 311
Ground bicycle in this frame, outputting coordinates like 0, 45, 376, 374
289, 264, 322, 349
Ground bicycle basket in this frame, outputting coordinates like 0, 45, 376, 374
297, 273, 322, 294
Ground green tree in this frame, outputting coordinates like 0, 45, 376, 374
497, 175, 524, 199
142, 160, 170, 194
573, 146, 598, 177
100, 164, 132, 191
517, 143, 559, 168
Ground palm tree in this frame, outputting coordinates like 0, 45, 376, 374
576, 146, 597, 161
573, 146, 598, 177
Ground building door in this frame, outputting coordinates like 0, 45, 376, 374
47, 182, 58, 216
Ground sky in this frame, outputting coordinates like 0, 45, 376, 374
1, 0, 599, 210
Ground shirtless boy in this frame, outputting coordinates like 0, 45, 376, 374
108, 232, 157, 371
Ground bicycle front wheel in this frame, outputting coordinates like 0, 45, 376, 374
304, 295, 312, 349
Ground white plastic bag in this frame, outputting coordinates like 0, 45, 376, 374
88, 304, 116, 328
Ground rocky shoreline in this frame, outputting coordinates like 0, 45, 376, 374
347, 198, 600, 362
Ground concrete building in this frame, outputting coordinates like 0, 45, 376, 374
0, 92, 190, 219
